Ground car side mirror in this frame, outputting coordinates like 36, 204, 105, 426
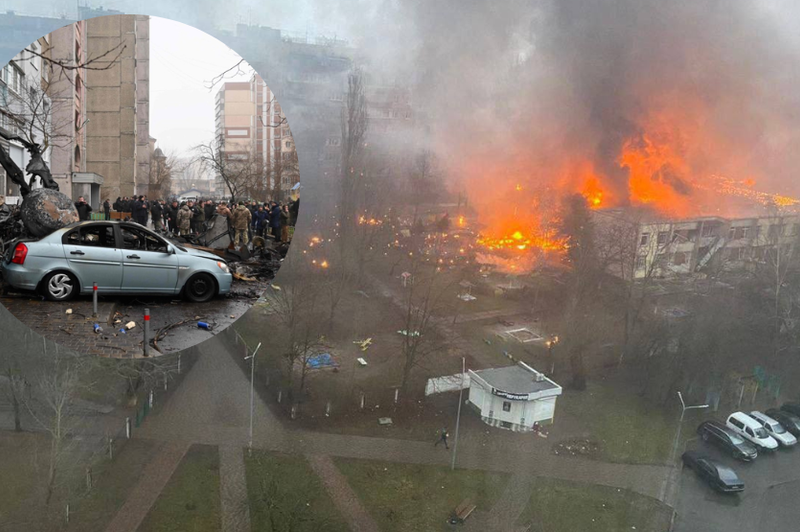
167, 245, 175, 254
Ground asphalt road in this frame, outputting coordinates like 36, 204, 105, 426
674, 437, 800, 531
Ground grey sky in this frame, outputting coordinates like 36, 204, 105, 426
149, 16, 253, 158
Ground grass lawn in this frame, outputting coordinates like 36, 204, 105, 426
0, 432, 50, 528
66, 439, 157, 532
138, 444, 221, 532
554, 381, 702, 464
516, 478, 672, 532
245, 450, 349, 532
335, 458, 510, 532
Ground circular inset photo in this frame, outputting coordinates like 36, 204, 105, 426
0, 15, 299, 357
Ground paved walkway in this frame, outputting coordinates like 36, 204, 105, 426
103, 440, 189, 532
109, 311, 670, 532
308, 454, 380, 532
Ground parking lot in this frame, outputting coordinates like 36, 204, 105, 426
675, 435, 800, 531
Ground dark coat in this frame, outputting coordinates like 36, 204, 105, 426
191, 204, 205, 222
103, 200, 111, 216
113, 197, 121, 211
151, 201, 163, 218
252, 209, 268, 229
289, 199, 299, 226
269, 205, 282, 228
74, 201, 93, 221
204, 202, 215, 220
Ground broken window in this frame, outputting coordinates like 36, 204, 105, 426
640, 233, 650, 246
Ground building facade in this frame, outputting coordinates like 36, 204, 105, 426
83, 14, 150, 202
214, 73, 297, 200
46, 21, 92, 203
605, 211, 800, 279
0, 35, 51, 204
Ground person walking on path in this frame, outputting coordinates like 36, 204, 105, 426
435, 427, 450, 449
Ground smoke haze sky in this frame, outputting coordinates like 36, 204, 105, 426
6, 0, 800, 211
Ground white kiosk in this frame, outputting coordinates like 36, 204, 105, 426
467, 361, 562, 432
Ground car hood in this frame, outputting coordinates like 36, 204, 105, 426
182, 247, 224, 262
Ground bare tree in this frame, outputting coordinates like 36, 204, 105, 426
338, 68, 369, 259
149, 150, 176, 199
397, 252, 453, 396
195, 142, 261, 203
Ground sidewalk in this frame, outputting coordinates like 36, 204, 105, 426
308, 453, 380, 532
103, 440, 190, 532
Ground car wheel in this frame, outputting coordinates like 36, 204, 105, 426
183, 273, 216, 303
43, 271, 78, 301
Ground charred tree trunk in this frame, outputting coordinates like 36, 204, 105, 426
0, 145, 30, 196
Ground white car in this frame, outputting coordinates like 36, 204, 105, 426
726, 412, 779, 451
750, 411, 798, 447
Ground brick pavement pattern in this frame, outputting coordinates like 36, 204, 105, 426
103, 440, 189, 532
308, 454, 381, 532
219, 444, 252, 532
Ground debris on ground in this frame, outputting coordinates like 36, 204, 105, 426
125, 321, 136, 330
552, 438, 601, 457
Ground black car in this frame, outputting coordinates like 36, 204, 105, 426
682, 451, 745, 493
780, 403, 800, 418
697, 420, 758, 461
766, 408, 800, 437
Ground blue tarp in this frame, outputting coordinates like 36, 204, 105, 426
307, 353, 336, 368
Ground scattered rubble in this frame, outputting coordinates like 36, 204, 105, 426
552, 438, 601, 458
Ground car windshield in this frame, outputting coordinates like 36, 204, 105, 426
770, 422, 786, 434
728, 432, 746, 444
754, 426, 769, 438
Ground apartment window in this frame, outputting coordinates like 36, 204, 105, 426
672, 252, 686, 266
636, 255, 647, 269
728, 248, 742, 261
640, 233, 650, 246
657, 231, 669, 245
768, 224, 784, 239
285, 141, 293, 149
701, 225, 715, 237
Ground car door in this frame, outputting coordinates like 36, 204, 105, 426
119, 225, 179, 293
62, 224, 123, 292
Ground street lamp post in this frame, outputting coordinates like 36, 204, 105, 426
661, 391, 708, 503
244, 342, 262, 450
451, 357, 466, 471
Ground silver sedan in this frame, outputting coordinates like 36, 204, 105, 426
1, 221, 232, 302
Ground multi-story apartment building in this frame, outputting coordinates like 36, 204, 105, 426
0, 34, 51, 203
597, 210, 800, 279
214, 73, 297, 200
83, 13, 150, 201
46, 20, 94, 203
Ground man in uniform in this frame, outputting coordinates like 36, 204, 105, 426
177, 202, 193, 236
231, 200, 252, 248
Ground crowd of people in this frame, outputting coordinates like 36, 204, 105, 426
94, 195, 300, 245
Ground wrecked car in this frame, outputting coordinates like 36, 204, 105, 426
1, 220, 232, 302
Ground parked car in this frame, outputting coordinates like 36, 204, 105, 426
682, 450, 745, 493
1, 221, 232, 302
766, 409, 800, 438
750, 411, 798, 447
780, 403, 800, 418
726, 412, 779, 452
697, 420, 758, 461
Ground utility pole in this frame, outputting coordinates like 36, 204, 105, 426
451, 357, 466, 471
245, 342, 262, 450
661, 391, 708, 503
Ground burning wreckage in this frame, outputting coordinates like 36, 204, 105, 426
177, 214, 289, 298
